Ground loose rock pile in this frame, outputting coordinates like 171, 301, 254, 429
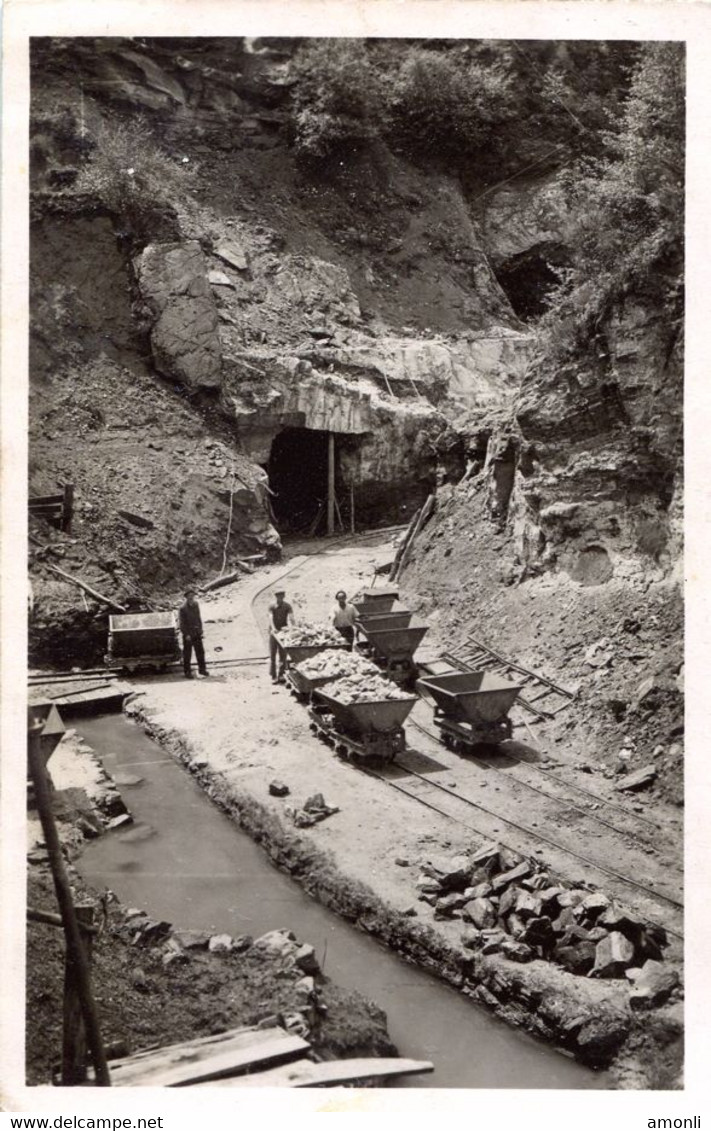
116, 914, 324, 1040
285, 791, 340, 828
414, 843, 674, 995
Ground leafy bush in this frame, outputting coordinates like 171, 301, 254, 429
538, 43, 684, 360
75, 118, 197, 221
384, 49, 516, 168
290, 40, 380, 160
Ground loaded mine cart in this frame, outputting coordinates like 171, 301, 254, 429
416, 670, 522, 750
276, 630, 348, 684
309, 686, 417, 763
358, 621, 429, 685
287, 652, 380, 702
105, 611, 181, 673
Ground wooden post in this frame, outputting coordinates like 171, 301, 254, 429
27, 724, 111, 1087
62, 483, 74, 533
63, 904, 95, 1084
327, 433, 335, 537
350, 481, 355, 535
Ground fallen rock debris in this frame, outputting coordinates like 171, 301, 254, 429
285, 792, 340, 828
414, 846, 675, 983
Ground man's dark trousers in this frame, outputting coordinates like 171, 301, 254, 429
183, 635, 207, 676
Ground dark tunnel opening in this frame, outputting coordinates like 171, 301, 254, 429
494, 243, 570, 322
266, 427, 331, 534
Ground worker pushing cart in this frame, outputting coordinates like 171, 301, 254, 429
269, 589, 295, 682
331, 590, 357, 650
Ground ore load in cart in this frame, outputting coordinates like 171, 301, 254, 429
352, 588, 399, 616
287, 650, 380, 701
275, 625, 348, 675
105, 611, 181, 673
416, 670, 523, 750
310, 677, 417, 763
359, 622, 429, 684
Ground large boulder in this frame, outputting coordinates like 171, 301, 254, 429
134, 241, 222, 389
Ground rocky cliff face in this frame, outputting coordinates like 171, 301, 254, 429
401, 293, 683, 799
29, 37, 536, 662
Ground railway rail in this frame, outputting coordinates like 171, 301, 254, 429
443, 636, 577, 721
249, 536, 683, 946
409, 715, 663, 843
366, 756, 683, 944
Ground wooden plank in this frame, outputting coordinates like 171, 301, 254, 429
97, 1027, 309, 1087
30, 494, 65, 506
101, 1023, 268, 1068
202, 1056, 435, 1088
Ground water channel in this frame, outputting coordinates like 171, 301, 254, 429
77, 713, 606, 1090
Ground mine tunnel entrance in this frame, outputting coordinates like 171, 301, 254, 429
266, 426, 332, 534
494, 242, 571, 322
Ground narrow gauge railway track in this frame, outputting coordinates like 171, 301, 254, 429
408, 715, 663, 843
364, 755, 683, 943
245, 533, 683, 942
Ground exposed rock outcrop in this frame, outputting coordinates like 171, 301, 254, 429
134, 241, 222, 389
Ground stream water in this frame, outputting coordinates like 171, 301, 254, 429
77, 713, 606, 1090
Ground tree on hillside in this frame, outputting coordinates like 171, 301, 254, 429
540, 42, 684, 359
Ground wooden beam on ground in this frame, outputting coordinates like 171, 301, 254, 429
389, 506, 421, 582
45, 565, 126, 612
27, 906, 98, 933
203, 1056, 435, 1088
392, 494, 435, 583
93, 1026, 309, 1087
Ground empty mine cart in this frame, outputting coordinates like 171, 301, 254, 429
105, 611, 181, 673
309, 688, 417, 763
352, 588, 400, 616
355, 609, 414, 633
359, 622, 429, 684
416, 670, 523, 750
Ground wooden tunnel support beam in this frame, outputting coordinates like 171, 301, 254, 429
327, 432, 335, 537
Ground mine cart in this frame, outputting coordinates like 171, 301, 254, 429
106, 611, 181, 673
286, 653, 380, 702
355, 609, 414, 632
416, 670, 522, 750
352, 588, 400, 616
277, 639, 348, 676
309, 688, 417, 763
359, 622, 429, 684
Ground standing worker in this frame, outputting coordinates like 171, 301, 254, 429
179, 587, 209, 679
269, 589, 295, 682
332, 590, 357, 650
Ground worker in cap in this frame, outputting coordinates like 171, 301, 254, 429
268, 588, 295, 682
332, 590, 357, 651
179, 587, 209, 679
